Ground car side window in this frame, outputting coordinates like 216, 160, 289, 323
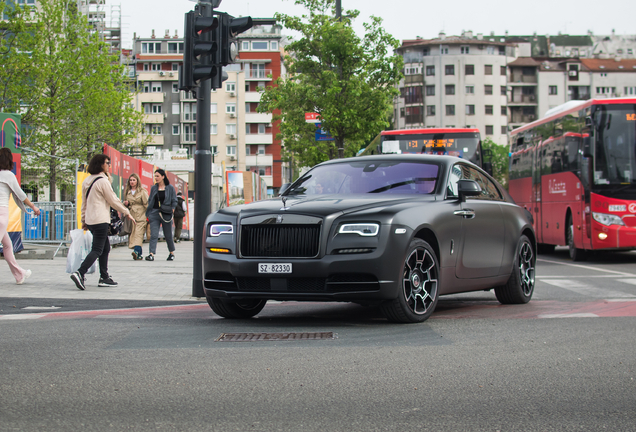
464, 166, 503, 201
446, 164, 468, 198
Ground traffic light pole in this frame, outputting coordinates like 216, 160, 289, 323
192, 1, 214, 298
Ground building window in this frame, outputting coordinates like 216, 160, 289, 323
258, 124, 266, 134
501, 106, 507, 115
172, 103, 179, 115
172, 63, 179, 71
211, 124, 217, 135
466, 105, 475, 115
143, 63, 150, 71
210, 103, 217, 114
498, 46, 505, 56
426, 106, 436, 116
400, 108, 405, 118
426, 85, 435, 96
172, 83, 179, 93
485, 105, 493, 115
142, 42, 161, 54
487, 46, 495, 55
440, 45, 449, 55
150, 125, 162, 135
426, 65, 435, 76
183, 103, 196, 121
484, 85, 493, 95
500, 66, 507, 75
151, 83, 161, 92
252, 41, 268, 50
501, 125, 508, 135
549, 86, 558, 95
226, 124, 237, 135
271, 41, 278, 50
460, 46, 470, 54
445, 65, 455, 75
596, 87, 615, 95
485, 125, 494, 135
172, 125, 179, 135
465, 64, 474, 75
501, 85, 507, 96
245, 124, 251, 134
168, 42, 179, 54
183, 125, 196, 142
227, 146, 236, 156
522, 67, 535, 76
226, 82, 236, 92
226, 103, 236, 114
242, 41, 249, 50
422, 48, 430, 56
446, 105, 455, 116
466, 86, 474, 94
625, 87, 636, 95
445, 85, 455, 95
151, 63, 161, 71
484, 65, 493, 75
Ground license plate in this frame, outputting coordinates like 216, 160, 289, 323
258, 263, 292, 274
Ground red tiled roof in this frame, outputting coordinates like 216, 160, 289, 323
580, 58, 636, 72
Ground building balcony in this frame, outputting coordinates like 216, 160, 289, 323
144, 135, 165, 146
138, 92, 164, 103
144, 114, 164, 123
180, 91, 196, 101
245, 112, 272, 124
404, 75, 424, 84
181, 133, 196, 144
509, 74, 538, 84
246, 69, 272, 80
137, 70, 178, 81
245, 154, 274, 166
181, 114, 197, 123
245, 91, 262, 103
508, 95, 538, 106
245, 134, 273, 145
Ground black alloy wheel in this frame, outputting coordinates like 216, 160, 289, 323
381, 238, 439, 323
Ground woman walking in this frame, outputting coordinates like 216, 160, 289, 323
70, 154, 135, 290
145, 168, 177, 261
123, 173, 148, 260
0, 148, 40, 285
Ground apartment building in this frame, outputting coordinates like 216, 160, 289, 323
395, 32, 514, 146
130, 23, 284, 192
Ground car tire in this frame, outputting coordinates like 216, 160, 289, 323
567, 217, 587, 262
206, 296, 267, 319
495, 235, 535, 304
381, 238, 439, 323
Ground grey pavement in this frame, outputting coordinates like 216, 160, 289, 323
1, 239, 203, 301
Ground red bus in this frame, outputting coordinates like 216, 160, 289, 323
360, 128, 490, 173
509, 98, 636, 260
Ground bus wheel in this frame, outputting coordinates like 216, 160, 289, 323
567, 218, 587, 262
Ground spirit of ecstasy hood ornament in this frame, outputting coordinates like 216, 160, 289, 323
280, 195, 290, 211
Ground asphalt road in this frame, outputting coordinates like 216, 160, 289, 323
1, 248, 635, 431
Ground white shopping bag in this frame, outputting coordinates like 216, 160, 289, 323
66, 229, 97, 274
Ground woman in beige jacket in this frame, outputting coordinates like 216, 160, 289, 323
123, 173, 148, 260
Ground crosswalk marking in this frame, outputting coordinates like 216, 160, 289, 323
540, 279, 636, 298
617, 279, 636, 286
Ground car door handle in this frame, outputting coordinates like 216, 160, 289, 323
454, 209, 475, 219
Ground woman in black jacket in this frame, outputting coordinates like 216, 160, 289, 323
145, 169, 177, 261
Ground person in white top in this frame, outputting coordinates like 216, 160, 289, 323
0, 148, 41, 284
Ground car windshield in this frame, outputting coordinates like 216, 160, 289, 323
593, 104, 636, 186
285, 161, 440, 195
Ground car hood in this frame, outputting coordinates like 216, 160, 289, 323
216, 194, 437, 218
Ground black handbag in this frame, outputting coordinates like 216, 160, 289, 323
158, 200, 173, 223
86, 177, 123, 236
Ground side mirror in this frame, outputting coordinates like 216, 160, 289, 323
278, 183, 291, 196
457, 179, 482, 202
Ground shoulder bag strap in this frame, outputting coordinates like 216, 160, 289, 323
85, 177, 103, 200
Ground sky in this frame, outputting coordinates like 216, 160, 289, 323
120, 0, 633, 48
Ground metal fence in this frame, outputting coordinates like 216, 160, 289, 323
22, 201, 76, 242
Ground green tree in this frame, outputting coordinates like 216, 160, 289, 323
482, 138, 510, 188
0, 0, 145, 200
258, 0, 403, 175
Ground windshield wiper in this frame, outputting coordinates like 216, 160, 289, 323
369, 177, 437, 193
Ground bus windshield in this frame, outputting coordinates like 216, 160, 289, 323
381, 132, 481, 166
594, 104, 636, 186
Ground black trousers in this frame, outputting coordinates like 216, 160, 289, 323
78, 223, 110, 279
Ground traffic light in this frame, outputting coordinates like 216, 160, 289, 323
179, 10, 221, 91
219, 13, 253, 66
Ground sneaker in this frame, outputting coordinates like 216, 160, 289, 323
145, 254, 154, 261
132, 251, 139, 260
17, 269, 32, 285
98, 276, 118, 287
71, 271, 86, 291
167, 254, 175, 261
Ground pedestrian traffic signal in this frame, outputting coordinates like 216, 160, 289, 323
219, 14, 253, 66
179, 10, 221, 91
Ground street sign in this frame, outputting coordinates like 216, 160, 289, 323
305, 112, 321, 123
315, 123, 334, 141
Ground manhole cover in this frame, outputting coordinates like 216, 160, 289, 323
215, 332, 337, 342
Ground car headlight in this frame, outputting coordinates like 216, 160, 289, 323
592, 212, 625, 227
209, 224, 234, 237
339, 223, 380, 237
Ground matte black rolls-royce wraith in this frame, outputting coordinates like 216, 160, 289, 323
202, 155, 536, 323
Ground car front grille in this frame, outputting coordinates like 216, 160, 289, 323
240, 225, 321, 258
233, 275, 380, 293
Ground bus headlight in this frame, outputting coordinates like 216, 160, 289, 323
592, 212, 625, 227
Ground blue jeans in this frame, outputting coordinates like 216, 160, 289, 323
79, 223, 110, 279
134, 245, 142, 256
